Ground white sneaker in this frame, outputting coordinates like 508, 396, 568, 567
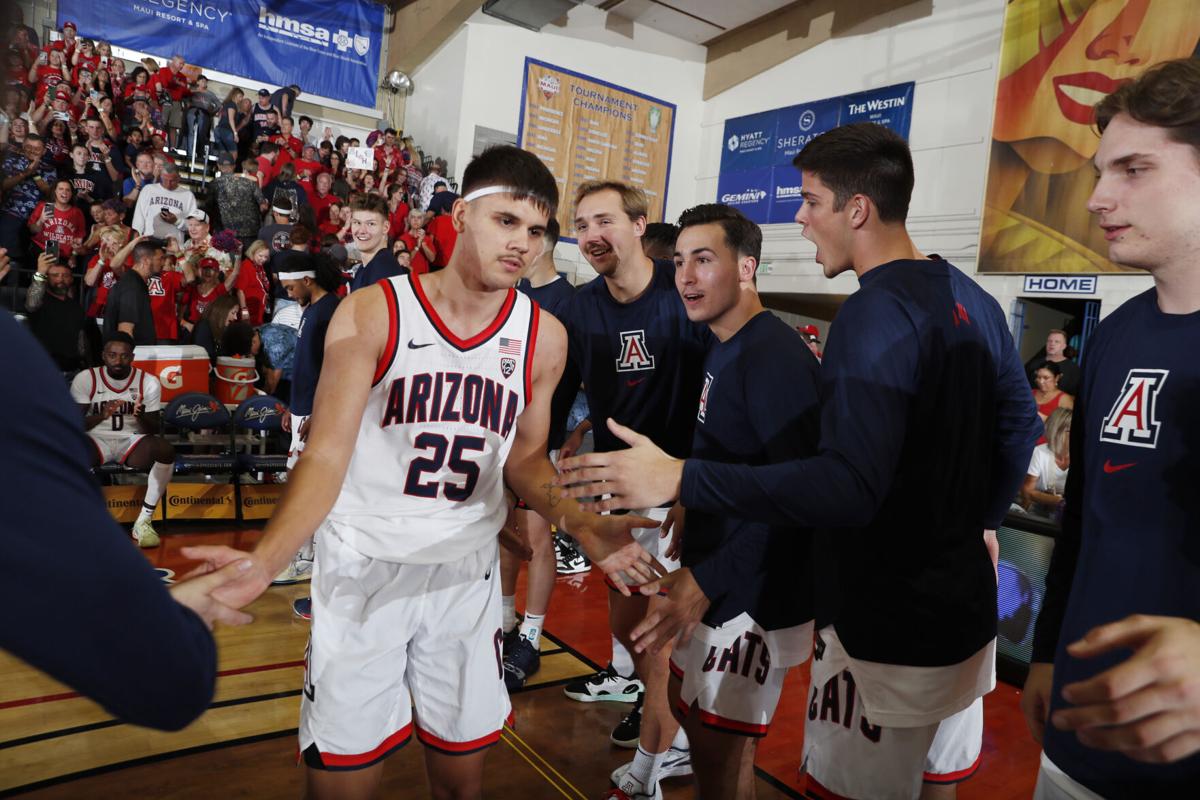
132, 519, 160, 548
272, 557, 313, 585
610, 746, 691, 787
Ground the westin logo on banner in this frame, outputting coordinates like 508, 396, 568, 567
258, 6, 369, 55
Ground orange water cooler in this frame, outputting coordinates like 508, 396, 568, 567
133, 345, 210, 402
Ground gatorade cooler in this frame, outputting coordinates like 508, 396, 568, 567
133, 345, 210, 403
212, 355, 259, 407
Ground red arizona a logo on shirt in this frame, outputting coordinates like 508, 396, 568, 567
615, 330, 655, 372
1100, 369, 1168, 448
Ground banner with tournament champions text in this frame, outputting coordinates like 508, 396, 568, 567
517, 59, 676, 243
978, 0, 1200, 273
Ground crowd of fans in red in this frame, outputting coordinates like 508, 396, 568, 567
2, 11, 462, 405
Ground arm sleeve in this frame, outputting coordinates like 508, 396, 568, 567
681, 293, 919, 528
1031, 388, 1085, 663
143, 375, 162, 412
0, 314, 216, 730
131, 190, 149, 234
984, 322, 1043, 528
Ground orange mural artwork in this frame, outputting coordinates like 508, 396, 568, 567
979, 0, 1200, 273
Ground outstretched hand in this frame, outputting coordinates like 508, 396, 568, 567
630, 568, 710, 655
1051, 614, 1200, 763
570, 512, 668, 597
556, 418, 684, 512
168, 558, 256, 629
180, 544, 273, 611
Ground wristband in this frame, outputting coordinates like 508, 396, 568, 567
32, 272, 45, 282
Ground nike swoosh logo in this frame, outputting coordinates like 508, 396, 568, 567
626, 378, 646, 387
1103, 459, 1137, 474
408, 339, 434, 349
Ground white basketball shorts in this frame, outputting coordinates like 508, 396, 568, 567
88, 432, 148, 465
801, 627, 984, 800
298, 524, 511, 770
670, 612, 813, 737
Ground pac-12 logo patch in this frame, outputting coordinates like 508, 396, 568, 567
501, 357, 516, 378
1100, 368, 1168, 449
697, 372, 713, 423
615, 330, 655, 373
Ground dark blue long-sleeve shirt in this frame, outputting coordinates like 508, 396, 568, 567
0, 311, 217, 731
680, 258, 1041, 666
685, 311, 820, 630
1032, 288, 1200, 796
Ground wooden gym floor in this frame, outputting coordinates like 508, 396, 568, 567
0, 525, 1042, 798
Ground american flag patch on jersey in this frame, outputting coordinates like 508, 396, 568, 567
499, 337, 522, 355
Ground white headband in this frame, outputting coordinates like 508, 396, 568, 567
271, 205, 292, 215
278, 271, 316, 280
463, 185, 521, 203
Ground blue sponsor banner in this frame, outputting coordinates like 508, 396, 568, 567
772, 98, 840, 167
57, 0, 384, 107
717, 82, 915, 223
840, 83, 914, 133
719, 109, 777, 174
767, 165, 805, 225
716, 167, 772, 224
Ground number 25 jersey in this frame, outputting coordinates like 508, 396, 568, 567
326, 275, 538, 564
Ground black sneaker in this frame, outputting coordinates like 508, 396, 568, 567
503, 635, 541, 691
609, 692, 643, 748
502, 625, 522, 656
563, 662, 644, 703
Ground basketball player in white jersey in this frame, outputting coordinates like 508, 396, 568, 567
180, 146, 665, 800
70, 331, 176, 548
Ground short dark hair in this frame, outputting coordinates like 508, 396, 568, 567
312, 252, 344, 293
349, 192, 389, 220
1095, 58, 1200, 162
1035, 361, 1062, 378
299, 115, 313, 127
103, 331, 135, 349
461, 145, 558, 219
676, 204, 761, 263
793, 122, 914, 223
545, 216, 560, 250
384, 127, 396, 136
259, 142, 279, 156
642, 222, 678, 254
132, 238, 165, 264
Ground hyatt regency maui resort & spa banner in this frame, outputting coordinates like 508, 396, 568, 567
979, 0, 1200, 274
517, 59, 676, 243
716, 82, 914, 225
56, 0, 384, 107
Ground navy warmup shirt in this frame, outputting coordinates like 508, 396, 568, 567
686, 311, 821, 630
519, 275, 577, 451
680, 258, 1041, 667
351, 250, 408, 292
290, 292, 340, 416
564, 260, 710, 458
0, 311, 217, 730
1033, 288, 1200, 796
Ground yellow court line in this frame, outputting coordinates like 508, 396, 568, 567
502, 725, 588, 800
500, 732, 575, 800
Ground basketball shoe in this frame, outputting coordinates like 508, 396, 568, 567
503, 635, 541, 692
132, 519, 160, 548
272, 555, 313, 585
554, 533, 591, 574
610, 745, 693, 784
610, 693, 643, 748
292, 597, 312, 620
602, 771, 662, 800
563, 663, 643, 703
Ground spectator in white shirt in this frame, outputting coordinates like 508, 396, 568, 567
1020, 407, 1071, 518
131, 163, 196, 245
